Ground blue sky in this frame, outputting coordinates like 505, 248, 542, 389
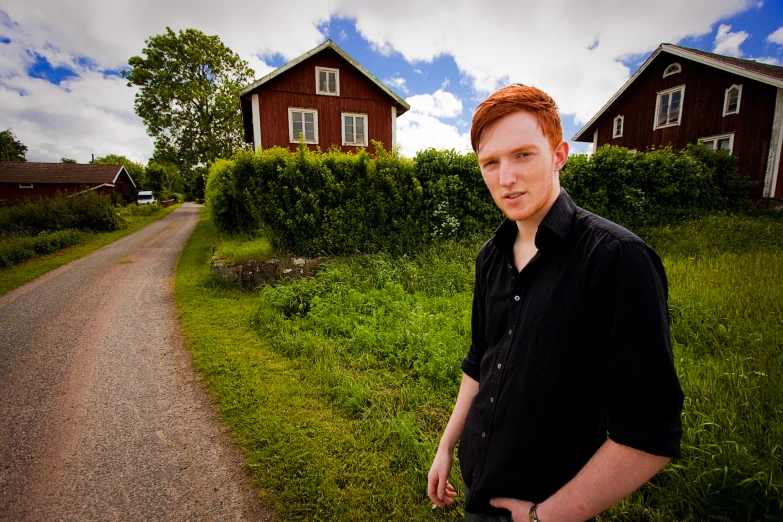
2, 0, 783, 162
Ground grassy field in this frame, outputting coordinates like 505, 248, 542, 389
0, 203, 180, 297
174, 210, 782, 521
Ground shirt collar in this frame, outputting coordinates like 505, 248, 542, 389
491, 188, 576, 257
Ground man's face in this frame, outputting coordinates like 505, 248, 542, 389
477, 110, 568, 223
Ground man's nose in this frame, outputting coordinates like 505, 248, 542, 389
498, 160, 517, 188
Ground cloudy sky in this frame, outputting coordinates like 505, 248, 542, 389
2, 0, 783, 163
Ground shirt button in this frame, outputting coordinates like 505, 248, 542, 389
482, 432, 486, 438
514, 295, 520, 301
497, 363, 502, 370
489, 397, 494, 403
508, 329, 513, 335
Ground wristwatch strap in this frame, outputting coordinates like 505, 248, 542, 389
529, 504, 542, 522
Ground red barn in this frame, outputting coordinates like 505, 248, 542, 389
0, 162, 136, 204
573, 44, 783, 204
239, 40, 409, 154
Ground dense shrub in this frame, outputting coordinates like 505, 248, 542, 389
206, 144, 501, 256
0, 192, 120, 235
560, 145, 749, 229
0, 229, 85, 268
206, 143, 748, 255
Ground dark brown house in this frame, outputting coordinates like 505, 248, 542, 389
0, 162, 136, 204
573, 44, 783, 202
239, 40, 409, 154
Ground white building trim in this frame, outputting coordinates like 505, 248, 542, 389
252, 94, 262, 151
764, 88, 783, 198
391, 106, 397, 149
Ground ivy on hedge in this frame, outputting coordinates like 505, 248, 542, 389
205, 142, 748, 256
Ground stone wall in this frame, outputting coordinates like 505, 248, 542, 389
211, 255, 330, 289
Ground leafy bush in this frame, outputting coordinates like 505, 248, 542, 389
0, 192, 120, 235
207, 144, 500, 255
560, 145, 749, 230
0, 229, 85, 268
206, 143, 749, 256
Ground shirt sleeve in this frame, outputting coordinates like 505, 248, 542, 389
600, 239, 684, 458
461, 252, 486, 382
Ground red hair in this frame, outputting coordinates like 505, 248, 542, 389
471, 84, 562, 154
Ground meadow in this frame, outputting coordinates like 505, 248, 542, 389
175, 210, 782, 521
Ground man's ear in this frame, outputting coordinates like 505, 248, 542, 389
553, 141, 569, 172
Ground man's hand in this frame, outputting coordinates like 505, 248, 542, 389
489, 497, 534, 522
427, 450, 458, 509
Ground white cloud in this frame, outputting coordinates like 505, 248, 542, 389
713, 24, 749, 57
396, 112, 470, 158
767, 26, 783, 46
406, 89, 463, 118
383, 76, 409, 94
748, 56, 780, 65
0, 0, 761, 159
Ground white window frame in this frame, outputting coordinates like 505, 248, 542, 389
653, 85, 685, 130
699, 132, 735, 154
315, 66, 340, 96
663, 63, 682, 78
723, 84, 742, 117
613, 115, 624, 139
341, 113, 368, 147
19, 183, 33, 188
288, 107, 319, 144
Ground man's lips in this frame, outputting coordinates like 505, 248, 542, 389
503, 192, 526, 200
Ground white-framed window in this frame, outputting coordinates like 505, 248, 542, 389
723, 84, 742, 116
700, 133, 734, 153
663, 63, 682, 78
288, 108, 318, 144
613, 115, 624, 139
19, 183, 33, 188
654, 85, 685, 130
315, 67, 339, 96
342, 113, 368, 147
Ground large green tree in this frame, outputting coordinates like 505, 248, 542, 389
92, 154, 147, 189
0, 129, 28, 162
122, 27, 254, 171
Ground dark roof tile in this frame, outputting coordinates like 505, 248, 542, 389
0, 162, 126, 184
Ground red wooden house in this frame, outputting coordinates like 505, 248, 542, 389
0, 162, 136, 204
239, 40, 409, 154
573, 44, 783, 203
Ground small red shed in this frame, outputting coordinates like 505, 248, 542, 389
239, 40, 410, 154
573, 44, 783, 204
0, 162, 136, 204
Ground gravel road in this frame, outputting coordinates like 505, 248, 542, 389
0, 203, 271, 521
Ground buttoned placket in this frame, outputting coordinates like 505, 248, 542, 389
472, 249, 543, 485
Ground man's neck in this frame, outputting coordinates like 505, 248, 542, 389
514, 186, 560, 244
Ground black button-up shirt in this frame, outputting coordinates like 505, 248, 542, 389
459, 189, 684, 516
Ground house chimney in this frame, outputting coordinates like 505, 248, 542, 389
91, 153, 94, 162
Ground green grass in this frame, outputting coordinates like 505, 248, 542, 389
0, 204, 180, 297
214, 230, 276, 264
174, 210, 783, 521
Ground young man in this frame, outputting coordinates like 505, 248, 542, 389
427, 84, 684, 522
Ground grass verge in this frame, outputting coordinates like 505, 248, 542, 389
175, 210, 782, 521
0, 204, 180, 297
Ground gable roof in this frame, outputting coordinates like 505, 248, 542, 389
240, 40, 410, 113
572, 43, 783, 141
0, 162, 136, 188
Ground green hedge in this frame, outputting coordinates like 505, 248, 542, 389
206, 143, 748, 256
0, 192, 120, 235
0, 229, 85, 268
206, 143, 501, 256
560, 144, 749, 229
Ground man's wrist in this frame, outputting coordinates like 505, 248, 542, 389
529, 503, 541, 522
